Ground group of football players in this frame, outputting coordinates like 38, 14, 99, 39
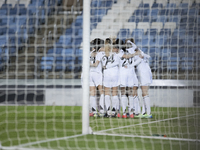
85, 36, 152, 118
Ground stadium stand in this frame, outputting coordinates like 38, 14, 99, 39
89, 0, 199, 79
0, 0, 65, 79
0, 0, 199, 79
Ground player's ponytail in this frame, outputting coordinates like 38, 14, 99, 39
104, 44, 112, 57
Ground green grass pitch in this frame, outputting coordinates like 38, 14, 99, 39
0, 106, 200, 150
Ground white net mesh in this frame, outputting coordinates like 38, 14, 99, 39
0, 0, 200, 149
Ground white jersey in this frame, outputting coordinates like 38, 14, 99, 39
101, 52, 120, 88
90, 51, 104, 73
88, 51, 104, 87
134, 49, 152, 86
118, 49, 133, 70
118, 49, 138, 87
125, 44, 152, 86
101, 52, 119, 71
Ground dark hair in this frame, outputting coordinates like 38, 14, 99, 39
125, 38, 135, 44
91, 38, 104, 51
105, 38, 112, 44
90, 40, 94, 51
113, 38, 125, 51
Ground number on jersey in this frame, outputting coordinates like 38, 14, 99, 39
102, 54, 115, 67
121, 57, 132, 67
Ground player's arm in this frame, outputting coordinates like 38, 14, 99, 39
90, 60, 100, 67
123, 40, 141, 59
128, 57, 142, 68
106, 60, 118, 69
118, 49, 140, 59
90, 52, 101, 67
121, 50, 141, 59
139, 49, 151, 59
126, 40, 137, 50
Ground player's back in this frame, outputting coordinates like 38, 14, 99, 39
119, 49, 134, 71
90, 51, 103, 73
101, 52, 119, 72
134, 54, 151, 75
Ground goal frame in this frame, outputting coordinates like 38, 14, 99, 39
81, 0, 91, 135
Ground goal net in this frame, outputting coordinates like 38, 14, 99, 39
0, 0, 200, 149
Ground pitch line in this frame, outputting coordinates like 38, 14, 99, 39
93, 132, 200, 142
1, 146, 54, 150
16, 134, 84, 148
94, 113, 200, 133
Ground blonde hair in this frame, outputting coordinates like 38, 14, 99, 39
109, 35, 117, 44
104, 44, 112, 57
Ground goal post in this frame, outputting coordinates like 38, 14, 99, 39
0, 0, 200, 149
82, 0, 90, 135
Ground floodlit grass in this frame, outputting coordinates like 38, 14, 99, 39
0, 106, 200, 150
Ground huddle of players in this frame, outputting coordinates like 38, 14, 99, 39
88, 37, 152, 118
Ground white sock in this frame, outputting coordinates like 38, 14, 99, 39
90, 96, 96, 111
105, 95, 111, 111
144, 95, 151, 115
117, 96, 120, 111
137, 96, 141, 114
112, 96, 119, 110
117, 96, 120, 110
142, 98, 146, 115
121, 95, 128, 113
129, 96, 134, 112
99, 94, 104, 111
134, 96, 140, 115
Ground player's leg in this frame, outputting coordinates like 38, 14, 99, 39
111, 86, 119, 117
141, 87, 146, 116
133, 86, 141, 114
109, 71, 120, 117
92, 71, 104, 116
141, 86, 152, 118
97, 84, 105, 116
89, 72, 97, 116
121, 87, 128, 118
89, 86, 97, 117
128, 87, 134, 118
103, 70, 112, 117
104, 86, 111, 117
132, 86, 143, 118
138, 69, 152, 118
118, 70, 127, 118
127, 70, 138, 118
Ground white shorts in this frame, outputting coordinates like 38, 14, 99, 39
136, 68, 152, 86
119, 68, 138, 87
90, 72, 102, 87
103, 69, 119, 88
